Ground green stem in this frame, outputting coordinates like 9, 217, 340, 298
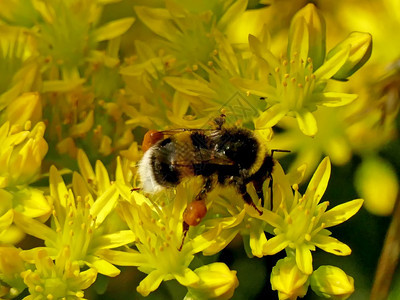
370, 193, 400, 300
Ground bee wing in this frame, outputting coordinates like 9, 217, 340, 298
159, 128, 218, 136
172, 148, 234, 166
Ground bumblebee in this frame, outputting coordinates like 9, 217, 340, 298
138, 116, 287, 250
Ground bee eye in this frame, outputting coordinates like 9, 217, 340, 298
183, 200, 207, 226
142, 130, 164, 152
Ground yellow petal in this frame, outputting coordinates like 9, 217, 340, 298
295, 109, 318, 137
249, 224, 268, 258
94, 18, 135, 42
134, 6, 176, 42
95, 230, 136, 249
265, 235, 290, 255
164, 77, 217, 98
313, 45, 350, 80
295, 244, 313, 275
97, 249, 146, 267
0, 209, 13, 231
231, 77, 277, 99
75, 268, 98, 290
72, 172, 93, 204
95, 160, 111, 194
304, 157, 331, 205
314, 92, 358, 107
217, 0, 247, 30
137, 270, 165, 297
89, 257, 120, 277
69, 110, 94, 137
313, 234, 351, 256
255, 104, 289, 129
13, 211, 57, 243
321, 199, 364, 228
77, 149, 96, 184
49, 165, 69, 209
174, 268, 199, 287
288, 15, 309, 64
90, 185, 119, 225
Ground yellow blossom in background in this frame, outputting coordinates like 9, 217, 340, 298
232, 3, 371, 136
355, 156, 399, 216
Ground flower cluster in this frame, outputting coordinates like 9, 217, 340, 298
0, 0, 398, 299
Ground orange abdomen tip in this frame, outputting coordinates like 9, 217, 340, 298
142, 130, 164, 152
183, 200, 207, 226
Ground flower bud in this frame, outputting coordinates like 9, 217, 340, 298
310, 265, 354, 300
327, 31, 372, 80
289, 3, 326, 69
270, 256, 309, 300
0, 121, 48, 187
186, 263, 239, 300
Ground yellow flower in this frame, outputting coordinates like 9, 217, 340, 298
13, 165, 135, 277
0, 121, 48, 187
270, 256, 309, 300
135, 1, 246, 72
201, 159, 303, 258
250, 157, 363, 275
310, 265, 354, 300
232, 4, 371, 136
100, 180, 216, 296
20, 247, 97, 300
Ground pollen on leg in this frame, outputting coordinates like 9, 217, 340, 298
183, 200, 207, 226
142, 130, 164, 152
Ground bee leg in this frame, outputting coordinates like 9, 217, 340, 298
268, 173, 274, 210
178, 178, 213, 251
178, 222, 190, 251
238, 184, 263, 215
252, 179, 265, 208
